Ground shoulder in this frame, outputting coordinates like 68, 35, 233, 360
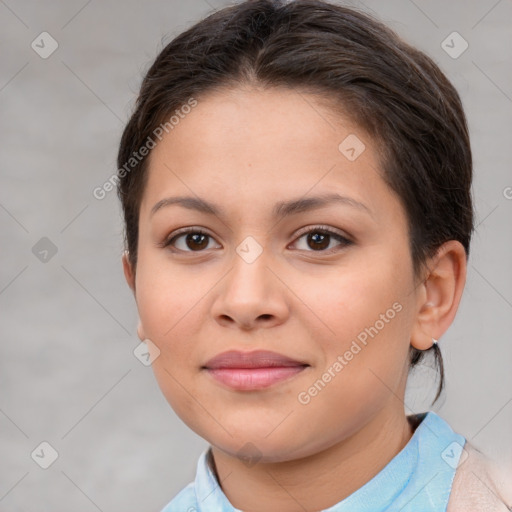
447, 441, 512, 512
159, 482, 198, 512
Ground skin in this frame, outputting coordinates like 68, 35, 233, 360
122, 86, 467, 512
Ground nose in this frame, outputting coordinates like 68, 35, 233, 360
211, 246, 289, 331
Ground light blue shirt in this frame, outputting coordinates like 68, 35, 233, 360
161, 411, 466, 511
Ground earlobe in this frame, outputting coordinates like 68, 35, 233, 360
137, 321, 146, 341
410, 240, 467, 351
122, 250, 136, 294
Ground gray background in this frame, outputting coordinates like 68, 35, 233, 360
1, 0, 511, 510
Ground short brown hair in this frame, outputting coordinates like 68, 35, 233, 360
117, 0, 474, 403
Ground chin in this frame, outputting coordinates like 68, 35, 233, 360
203, 425, 311, 463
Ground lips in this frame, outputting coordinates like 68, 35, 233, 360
203, 350, 308, 369
202, 350, 309, 390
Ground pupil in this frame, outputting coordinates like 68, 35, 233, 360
309, 232, 329, 250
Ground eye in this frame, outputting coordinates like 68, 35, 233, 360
291, 225, 353, 254
161, 228, 220, 252
160, 225, 353, 254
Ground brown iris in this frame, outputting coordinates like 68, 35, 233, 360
185, 233, 209, 251
307, 232, 330, 251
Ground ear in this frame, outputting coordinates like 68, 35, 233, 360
136, 320, 146, 342
122, 252, 147, 341
410, 240, 467, 351
122, 250, 136, 294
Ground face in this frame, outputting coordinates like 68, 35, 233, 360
124, 87, 424, 462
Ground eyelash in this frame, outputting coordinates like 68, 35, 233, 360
160, 225, 353, 255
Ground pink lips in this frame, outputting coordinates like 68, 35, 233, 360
202, 350, 309, 390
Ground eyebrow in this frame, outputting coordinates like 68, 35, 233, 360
150, 193, 373, 220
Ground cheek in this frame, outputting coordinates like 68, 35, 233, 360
134, 257, 211, 362
135, 270, 205, 421
303, 253, 414, 395
135, 256, 194, 336
311, 261, 409, 344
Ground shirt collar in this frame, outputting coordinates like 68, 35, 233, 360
192, 411, 465, 512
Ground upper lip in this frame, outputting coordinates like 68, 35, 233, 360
202, 350, 309, 369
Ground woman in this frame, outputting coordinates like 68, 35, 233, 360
117, 1, 512, 510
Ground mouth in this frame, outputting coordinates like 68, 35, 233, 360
202, 350, 310, 391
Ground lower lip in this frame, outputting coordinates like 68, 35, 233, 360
205, 366, 307, 390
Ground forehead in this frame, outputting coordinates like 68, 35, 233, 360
140, 87, 403, 226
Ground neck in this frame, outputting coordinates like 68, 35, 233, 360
210, 406, 415, 512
